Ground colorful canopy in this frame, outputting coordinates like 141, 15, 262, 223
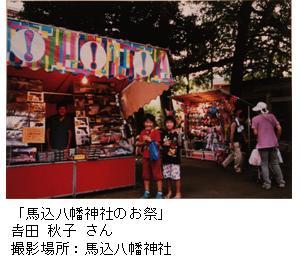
7, 18, 174, 118
7, 18, 173, 84
171, 90, 229, 104
121, 80, 169, 118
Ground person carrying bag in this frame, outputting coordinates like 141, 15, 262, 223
251, 102, 286, 190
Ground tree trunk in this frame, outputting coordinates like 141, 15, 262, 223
160, 89, 174, 118
230, 1, 253, 96
134, 108, 145, 134
210, 39, 214, 89
186, 73, 190, 93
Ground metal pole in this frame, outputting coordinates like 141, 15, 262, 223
247, 105, 251, 151
72, 161, 77, 198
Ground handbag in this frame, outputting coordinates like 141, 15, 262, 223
149, 141, 160, 161
249, 149, 261, 166
277, 148, 283, 163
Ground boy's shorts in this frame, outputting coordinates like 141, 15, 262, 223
142, 158, 163, 181
163, 164, 181, 180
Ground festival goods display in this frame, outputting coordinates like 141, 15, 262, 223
7, 77, 43, 92
6, 75, 133, 165
172, 91, 236, 162
188, 101, 227, 150
10, 147, 37, 164
187, 99, 235, 161
73, 80, 132, 159
6, 18, 170, 198
7, 77, 46, 152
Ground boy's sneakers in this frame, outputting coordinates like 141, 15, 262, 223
262, 182, 271, 190
155, 192, 164, 199
278, 181, 286, 188
262, 181, 286, 189
174, 193, 182, 199
141, 191, 151, 199
141, 191, 165, 199
235, 169, 242, 174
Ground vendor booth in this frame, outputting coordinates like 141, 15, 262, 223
6, 18, 173, 198
171, 90, 236, 162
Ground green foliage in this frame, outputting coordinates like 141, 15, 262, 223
143, 103, 163, 128
20, 0, 291, 89
244, 0, 291, 79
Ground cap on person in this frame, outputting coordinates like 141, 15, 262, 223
252, 102, 269, 114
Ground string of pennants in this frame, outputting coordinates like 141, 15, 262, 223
7, 18, 173, 84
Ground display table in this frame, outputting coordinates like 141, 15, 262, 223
6, 161, 74, 199
185, 149, 216, 161
6, 156, 136, 199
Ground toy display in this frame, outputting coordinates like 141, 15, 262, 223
187, 99, 235, 152
73, 81, 125, 147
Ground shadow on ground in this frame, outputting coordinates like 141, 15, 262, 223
77, 157, 292, 199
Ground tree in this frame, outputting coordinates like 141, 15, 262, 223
244, 0, 291, 80
177, 0, 291, 95
230, 1, 253, 95
19, 0, 291, 91
20, 1, 191, 54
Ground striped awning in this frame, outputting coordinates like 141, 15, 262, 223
7, 18, 173, 85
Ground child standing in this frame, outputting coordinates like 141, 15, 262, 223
161, 116, 182, 198
137, 114, 163, 199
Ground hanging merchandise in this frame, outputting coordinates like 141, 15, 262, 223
74, 117, 91, 146
7, 76, 46, 147
73, 80, 133, 160
171, 90, 236, 162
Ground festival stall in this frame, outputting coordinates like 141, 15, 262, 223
171, 90, 236, 162
6, 18, 173, 198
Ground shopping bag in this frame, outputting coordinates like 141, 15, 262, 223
149, 141, 159, 161
249, 149, 261, 166
277, 148, 283, 163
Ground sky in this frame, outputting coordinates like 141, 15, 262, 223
7, 0, 23, 11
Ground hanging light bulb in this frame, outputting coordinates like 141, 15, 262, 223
81, 75, 88, 85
